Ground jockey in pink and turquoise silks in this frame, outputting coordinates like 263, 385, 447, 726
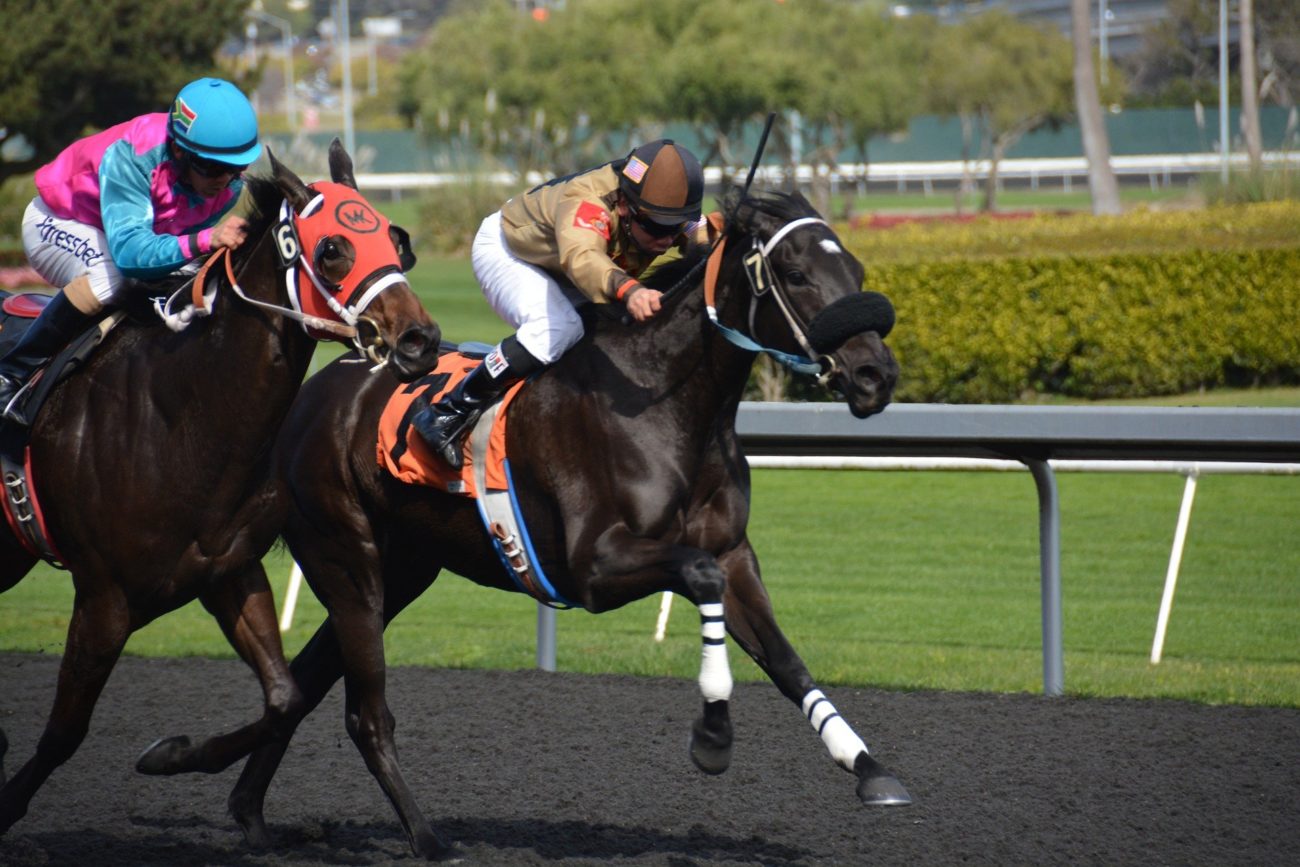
0, 77, 263, 426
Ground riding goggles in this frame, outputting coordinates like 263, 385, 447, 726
188, 153, 248, 179
630, 208, 689, 239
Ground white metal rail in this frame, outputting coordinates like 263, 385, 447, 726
281, 402, 1300, 696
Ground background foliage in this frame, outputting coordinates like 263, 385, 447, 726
851, 203, 1300, 401
0, 0, 253, 185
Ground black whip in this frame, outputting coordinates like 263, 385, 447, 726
741, 112, 777, 198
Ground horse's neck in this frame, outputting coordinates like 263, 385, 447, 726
217, 233, 315, 373
569, 261, 757, 428
103, 236, 315, 434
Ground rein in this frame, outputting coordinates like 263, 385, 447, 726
177, 246, 359, 340
156, 187, 412, 364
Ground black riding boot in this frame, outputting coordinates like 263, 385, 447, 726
0, 292, 95, 427
413, 335, 544, 469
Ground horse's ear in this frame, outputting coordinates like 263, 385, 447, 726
390, 224, 418, 272
790, 189, 818, 216
328, 138, 358, 190
269, 147, 314, 213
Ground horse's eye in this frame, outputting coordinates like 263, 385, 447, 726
321, 241, 340, 260
785, 270, 807, 285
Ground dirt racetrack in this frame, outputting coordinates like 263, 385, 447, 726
0, 651, 1296, 866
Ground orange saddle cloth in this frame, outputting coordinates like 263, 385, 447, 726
376, 351, 525, 497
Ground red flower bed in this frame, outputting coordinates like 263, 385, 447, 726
852, 211, 1052, 230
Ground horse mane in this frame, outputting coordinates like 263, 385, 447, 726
723, 186, 820, 235
572, 188, 826, 342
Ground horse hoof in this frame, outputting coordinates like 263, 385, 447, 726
135, 735, 192, 775
689, 738, 732, 775
689, 700, 733, 775
236, 816, 275, 850
229, 792, 274, 849
689, 718, 733, 775
412, 829, 457, 862
854, 753, 912, 806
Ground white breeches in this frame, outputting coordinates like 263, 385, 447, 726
21, 198, 123, 303
470, 210, 584, 365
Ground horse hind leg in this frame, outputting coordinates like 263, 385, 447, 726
333, 599, 450, 860
231, 556, 448, 859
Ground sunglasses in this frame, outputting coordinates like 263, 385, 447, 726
630, 209, 687, 239
188, 153, 248, 179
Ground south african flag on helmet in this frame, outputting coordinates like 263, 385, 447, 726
171, 97, 197, 136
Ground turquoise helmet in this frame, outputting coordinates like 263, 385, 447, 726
169, 78, 263, 165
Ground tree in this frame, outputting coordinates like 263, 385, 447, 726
1240, 0, 1264, 170
926, 10, 1076, 212
780, 2, 928, 217
662, 0, 787, 179
1071, 0, 1121, 214
0, 0, 252, 185
1255, 0, 1300, 109
1122, 0, 1220, 105
398, 0, 675, 181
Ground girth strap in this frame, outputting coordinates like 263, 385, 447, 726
1, 443, 66, 568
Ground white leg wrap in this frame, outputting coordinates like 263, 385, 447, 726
802, 689, 869, 772
697, 602, 733, 703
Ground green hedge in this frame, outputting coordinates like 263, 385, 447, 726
850, 204, 1300, 402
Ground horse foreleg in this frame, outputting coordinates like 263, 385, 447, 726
585, 539, 736, 776
689, 595, 735, 774
0, 547, 34, 789
228, 617, 348, 849
332, 597, 449, 860
0, 589, 131, 834
717, 544, 912, 806
136, 564, 303, 776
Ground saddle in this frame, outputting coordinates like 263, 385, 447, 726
377, 346, 572, 607
0, 290, 120, 567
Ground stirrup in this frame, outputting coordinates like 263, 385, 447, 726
0, 381, 31, 428
415, 406, 475, 469
438, 407, 486, 469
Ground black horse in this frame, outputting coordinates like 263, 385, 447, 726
214, 187, 904, 859
0, 142, 440, 834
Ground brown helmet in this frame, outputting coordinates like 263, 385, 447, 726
617, 139, 704, 228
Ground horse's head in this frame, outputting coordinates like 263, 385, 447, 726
268, 139, 440, 381
722, 189, 898, 418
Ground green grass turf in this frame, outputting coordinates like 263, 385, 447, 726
3, 199, 1295, 707
4, 469, 1296, 707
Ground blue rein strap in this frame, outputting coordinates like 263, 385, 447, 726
705, 309, 822, 375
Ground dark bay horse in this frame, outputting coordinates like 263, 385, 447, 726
0, 141, 440, 834
219, 188, 904, 859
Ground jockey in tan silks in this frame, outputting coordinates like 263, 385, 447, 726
415, 139, 706, 468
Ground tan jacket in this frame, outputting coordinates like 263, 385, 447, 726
500, 164, 685, 304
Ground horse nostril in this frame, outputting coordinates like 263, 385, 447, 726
397, 325, 439, 360
855, 364, 885, 388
